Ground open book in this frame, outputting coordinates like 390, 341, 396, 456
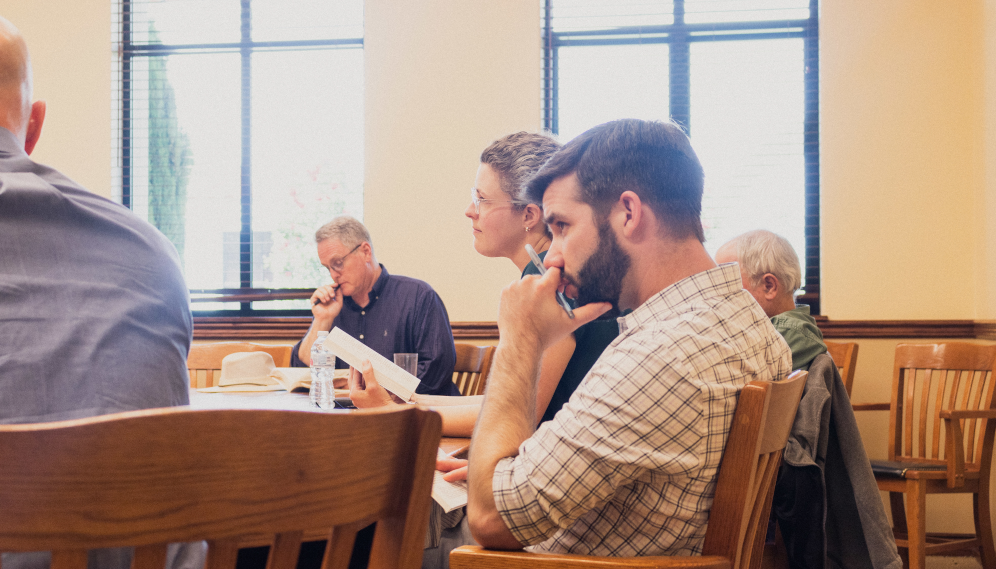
323, 327, 421, 401
269, 367, 314, 392
432, 448, 468, 513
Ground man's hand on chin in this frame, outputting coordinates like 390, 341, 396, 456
498, 266, 610, 352
466, 268, 607, 550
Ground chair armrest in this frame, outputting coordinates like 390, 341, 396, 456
942, 415, 967, 489
850, 403, 890, 412
449, 546, 732, 569
938, 410, 996, 419
938, 409, 996, 489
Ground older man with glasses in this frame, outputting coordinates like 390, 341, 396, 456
290, 215, 459, 396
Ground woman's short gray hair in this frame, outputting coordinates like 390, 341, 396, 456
730, 229, 802, 294
480, 131, 561, 203
315, 216, 371, 249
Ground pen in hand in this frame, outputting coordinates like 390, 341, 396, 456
448, 444, 470, 459
313, 284, 340, 306
525, 244, 575, 319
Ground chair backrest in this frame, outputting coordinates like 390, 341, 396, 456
452, 343, 496, 396
887, 343, 996, 469
188, 342, 294, 388
702, 370, 807, 569
825, 341, 859, 397
0, 406, 441, 569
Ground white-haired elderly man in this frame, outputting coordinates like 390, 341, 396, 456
714, 230, 827, 371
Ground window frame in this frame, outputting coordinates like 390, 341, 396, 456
116, 0, 364, 316
541, 0, 821, 314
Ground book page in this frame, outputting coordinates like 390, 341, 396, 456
323, 328, 420, 401
271, 367, 313, 392
432, 448, 468, 513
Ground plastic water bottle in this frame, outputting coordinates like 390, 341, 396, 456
310, 331, 334, 408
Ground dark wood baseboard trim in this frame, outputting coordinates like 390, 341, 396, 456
450, 322, 500, 340
193, 317, 996, 341
191, 318, 504, 340
977, 321, 996, 341
815, 319, 978, 339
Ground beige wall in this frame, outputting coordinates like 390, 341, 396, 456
3, 0, 112, 196
983, 0, 996, 321
364, 0, 541, 322
821, 1, 986, 321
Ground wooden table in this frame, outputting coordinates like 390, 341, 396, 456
187, 388, 469, 453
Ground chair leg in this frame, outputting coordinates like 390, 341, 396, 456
889, 491, 911, 567
974, 488, 996, 568
904, 480, 926, 569
890, 491, 908, 534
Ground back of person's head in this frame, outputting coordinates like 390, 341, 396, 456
315, 216, 372, 250
480, 131, 561, 204
526, 118, 705, 242
728, 229, 802, 296
0, 16, 32, 132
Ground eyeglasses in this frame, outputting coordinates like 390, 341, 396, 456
327, 243, 363, 273
469, 188, 529, 214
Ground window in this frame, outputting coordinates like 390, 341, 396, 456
114, 0, 364, 315
543, 0, 820, 313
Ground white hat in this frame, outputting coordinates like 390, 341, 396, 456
197, 351, 344, 393
216, 352, 280, 387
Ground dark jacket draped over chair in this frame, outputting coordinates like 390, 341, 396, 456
773, 353, 902, 569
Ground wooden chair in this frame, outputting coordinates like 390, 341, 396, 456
825, 341, 859, 397
450, 370, 808, 569
187, 342, 294, 388
0, 405, 441, 569
452, 343, 496, 396
857, 342, 996, 569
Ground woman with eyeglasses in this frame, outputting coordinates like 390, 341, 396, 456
349, 131, 619, 436
343, 132, 621, 569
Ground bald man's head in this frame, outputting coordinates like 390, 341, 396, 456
0, 16, 44, 153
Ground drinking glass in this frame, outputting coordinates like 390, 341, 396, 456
393, 353, 418, 376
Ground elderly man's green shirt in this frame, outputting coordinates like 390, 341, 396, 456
770, 305, 827, 371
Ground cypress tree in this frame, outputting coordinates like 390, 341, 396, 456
148, 27, 192, 262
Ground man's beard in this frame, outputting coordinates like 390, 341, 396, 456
566, 221, 630, 310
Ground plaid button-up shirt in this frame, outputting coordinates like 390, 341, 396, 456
494, 264, 792, 556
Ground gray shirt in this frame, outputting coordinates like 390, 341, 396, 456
0, 127, 199, 569
0, 126, 191, 420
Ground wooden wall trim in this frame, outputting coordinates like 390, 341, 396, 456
977, 321, 996, 341
814, 318, 978, 339
451, 321, 500, 340
193, 317, 995, 341
192, 318, 503, 340
193, 317, 312, 340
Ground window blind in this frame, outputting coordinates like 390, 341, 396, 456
113, 0, 364, 315
542, 0, 820, 313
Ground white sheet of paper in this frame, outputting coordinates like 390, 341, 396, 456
432, 448, 468, 513
323, 327, 421, 401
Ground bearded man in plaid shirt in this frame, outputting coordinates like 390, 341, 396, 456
464, 118, 793, 556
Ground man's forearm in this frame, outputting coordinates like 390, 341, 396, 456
425, 403, 483, 437
413, 396, 482, 437
467, 336, 542, 548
